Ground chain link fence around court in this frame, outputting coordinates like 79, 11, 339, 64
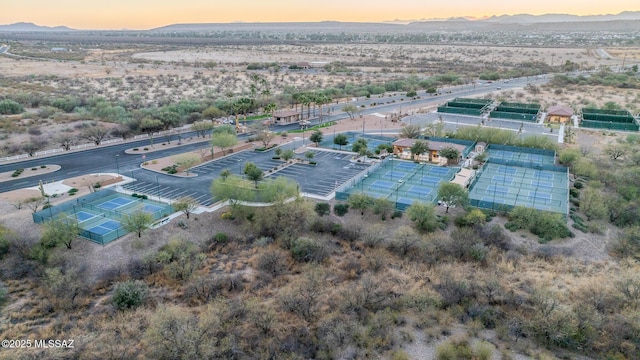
33, 189, 174, 245
336, 158, 460, 211
468, 160, 569, 217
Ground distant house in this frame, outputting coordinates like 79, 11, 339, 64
50, 47, 68, 52
273, 110, 301, 125
546, 105, 573, 124
392, 138, 466, 165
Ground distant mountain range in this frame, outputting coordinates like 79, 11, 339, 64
0, 11, 639, 32
0, 22, 74, 31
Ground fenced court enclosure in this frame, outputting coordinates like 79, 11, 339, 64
336, 158, 460, 210
487, 144, 556, 165
489, 102, 540, 122
580, 108, 639, 131
33, 189, 174, 245
469, 145, 569, 215
437, 98, 492, 116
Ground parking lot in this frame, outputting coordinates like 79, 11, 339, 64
125, 145, 371, 205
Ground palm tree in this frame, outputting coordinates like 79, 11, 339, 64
314, 93, 330, 125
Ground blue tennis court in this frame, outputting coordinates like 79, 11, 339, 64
385, 170, 409, 179
469, 155, 568, 216
142, 204, 164, 213
97, 197, 136, 210
406, 186, 432, 197
495, 166, 517, 175
492, 175, 514, 183
536, 173, 555, 181
87, 219, 122, 236
338, 159, 462, 209
76, 211, 96, 222
396, 162, 418, 171
486, 185, 510, 193
529, 191, 552, 200
531, 180, 554, 188
370, 180, 396, 191
429, 167, 450, 175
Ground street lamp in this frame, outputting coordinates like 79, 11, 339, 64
156, 176, 161, 202
115, 154, 120, 175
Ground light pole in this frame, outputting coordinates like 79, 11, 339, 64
156, 176, 161, 202
115, 154, 120, 175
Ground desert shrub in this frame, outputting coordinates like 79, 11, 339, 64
0, 281, 7, 307
112, 280, 149, 310
506, 206, 572, 242
255, 250, 289, 277
333, 203, 349, 216
436, 337, 474, 360
214, 232, 228, 244
290, 237, 328, 263
314, 202, 330, 216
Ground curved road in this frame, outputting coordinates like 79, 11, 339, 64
0, 74, 550, 195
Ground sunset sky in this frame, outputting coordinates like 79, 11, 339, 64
2, 0, 638, 30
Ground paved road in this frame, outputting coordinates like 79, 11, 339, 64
0, 73, 550, 200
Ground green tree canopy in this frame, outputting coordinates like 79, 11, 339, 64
122, 211, 154, 238
211, 133, 238, 155
173, 196, 199, 219
407, 201, 439, 232
437, 183, 469, 213
244, 162, 264, 188
351, 138, 368, 154
333, 134, 348, 150
410, 140, 429, 160
309, 130, 324, 147
347, 193, 374, 216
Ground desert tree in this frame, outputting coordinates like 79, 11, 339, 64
410, 140, 429, 161
244, 162, 264, 188
40, 217, 79, 249
22, 137, 47, 156
25, 196, 46, 213
407, 201, 439, 232
211, 132, 238, 156
342, 104, 360, 120
372, 198, 395, 220
305, 151, 315, 162
347, 193, 374, 216
280, 149, 295, 162
251, 121, 275, 148
333, 133, 348, 150
122, 211, 154, 238
387, 225, 421, 257
82, 125, 110, 145
309, 130, 323, 147
439, 146, 461, 165
140, 117, 164, 148
605, 144, 627, 160
56, 134, 75, 151
191, 120, 215, 138
144, 305, 218, 359
173, 196, 199, 219
202, 105, 225, 121
437, 183, 469, 213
